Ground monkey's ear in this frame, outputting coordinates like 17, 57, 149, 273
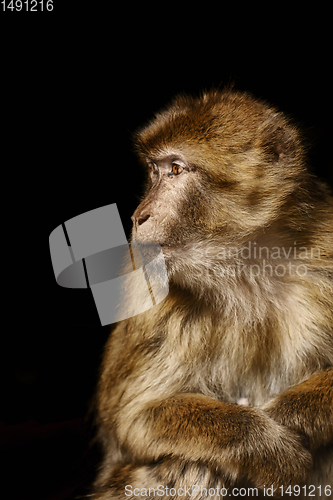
261, 119, 298, 163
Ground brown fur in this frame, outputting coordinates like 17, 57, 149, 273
90, 89, 333, 499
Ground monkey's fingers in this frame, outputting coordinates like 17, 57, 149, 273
262, 367, 333, 451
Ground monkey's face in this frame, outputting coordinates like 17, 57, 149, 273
131, 155, 208, 249
131, 91, 304, 259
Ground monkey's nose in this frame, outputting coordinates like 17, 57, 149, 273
137, 214, 150, 226
131, 212, 151, 227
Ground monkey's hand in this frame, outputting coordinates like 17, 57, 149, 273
262, 367, 333, 451
119, 393, 312, 491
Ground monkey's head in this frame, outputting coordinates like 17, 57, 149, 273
131, 89, 306, 263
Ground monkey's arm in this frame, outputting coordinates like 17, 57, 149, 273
118, 392, 312, 489
263, 368, 333, 451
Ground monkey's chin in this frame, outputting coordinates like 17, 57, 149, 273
131, 232, 191, 264
132, 234, 170, 249
131, 239, 181, 270
135, 239, 180, 252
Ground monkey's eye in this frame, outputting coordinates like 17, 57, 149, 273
171, 163, 183, 175
148, 162, 158, 175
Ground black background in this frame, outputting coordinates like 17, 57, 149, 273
1, 5, 332, 500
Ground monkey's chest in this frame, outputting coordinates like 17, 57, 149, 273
200, 357, 283, 407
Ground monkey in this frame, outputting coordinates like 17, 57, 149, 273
90, 89, 333, 499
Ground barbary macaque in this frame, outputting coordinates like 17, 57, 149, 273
90, 89, 333, 499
